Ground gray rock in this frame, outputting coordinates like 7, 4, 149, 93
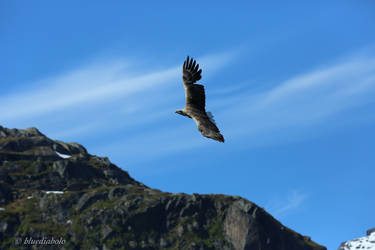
108, 187, 127, 199
101, 225, 113, 240
76, 192, 106, 212
367, 227, 375, 236
0, 221, 8, 233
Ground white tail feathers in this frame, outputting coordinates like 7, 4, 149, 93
206, 111, 216, 124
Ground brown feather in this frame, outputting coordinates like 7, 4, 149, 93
178, 56, 225, 143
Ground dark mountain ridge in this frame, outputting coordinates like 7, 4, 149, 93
0, 125, 326, 250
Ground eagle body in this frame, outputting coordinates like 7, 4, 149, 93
175, 56, 224, 143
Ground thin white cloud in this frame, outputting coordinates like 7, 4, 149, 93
217, 55, 375, 145
2, 49, 374, 164
68, 52, 375, 163
0, 50, 238, 156
258, 58, 375, 109
0, 51, 237, 123
0, 63, 178, 120
267, 190, 308, 217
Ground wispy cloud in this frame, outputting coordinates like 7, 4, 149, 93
111, 52, 375, 164
0, 61, 177, 121
0, 51, 237, 147
0, 51, 236, 122
266, 190, 308, 217
2, 49, 374, 165
216, 54, 375, 145
258, 57, 375, 111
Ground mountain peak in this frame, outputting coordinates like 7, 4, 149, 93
338, 229, 375, 250
0, 126, 44, 137
0, 125, 326, 250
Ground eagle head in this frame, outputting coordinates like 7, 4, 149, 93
175, 109, 190, 118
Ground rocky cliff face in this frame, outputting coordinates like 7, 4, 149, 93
0, 126, 326, 250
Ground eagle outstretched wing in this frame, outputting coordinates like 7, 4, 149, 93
183, 55, 202, 85
180, 56, 225, 142
191, 110, 225, 142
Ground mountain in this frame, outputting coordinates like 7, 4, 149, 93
0, 125, 326, 250
338, 228, 375, 250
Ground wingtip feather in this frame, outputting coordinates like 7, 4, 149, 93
217, 134, 225, 143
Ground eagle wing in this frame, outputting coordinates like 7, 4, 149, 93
183, 56, 205, 110
183, 56, 202, 86
182, 56, 224, 142
191, 110, 225, 142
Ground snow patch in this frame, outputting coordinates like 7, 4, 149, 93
45, 191, 64, 194
0, 208, 4, 211
27, 196, 33, 199
55, 151, 71, 159
340, 231, 375, 250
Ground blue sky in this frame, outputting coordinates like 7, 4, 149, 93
1, 1, 375, 249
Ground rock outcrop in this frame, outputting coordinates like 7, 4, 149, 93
0, 125, 326, 250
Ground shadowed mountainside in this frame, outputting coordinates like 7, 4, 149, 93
0, 126, 326, 250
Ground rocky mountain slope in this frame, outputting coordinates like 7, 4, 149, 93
0, 125, 326, 250
338, 228, 375, 250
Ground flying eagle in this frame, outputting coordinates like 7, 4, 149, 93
175, 56, 225, 142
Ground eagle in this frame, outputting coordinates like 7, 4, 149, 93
175, 56, 225, 142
